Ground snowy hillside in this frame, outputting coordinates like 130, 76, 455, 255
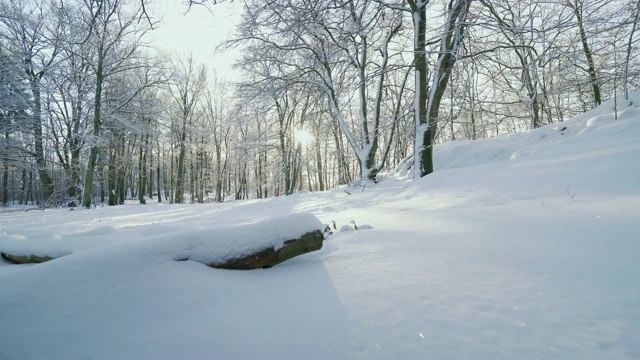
1, 95, 639, 359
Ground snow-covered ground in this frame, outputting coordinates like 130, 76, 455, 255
1, 95, 639, 360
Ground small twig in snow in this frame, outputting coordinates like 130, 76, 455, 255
566, 185, 577, 201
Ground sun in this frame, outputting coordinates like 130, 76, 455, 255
294, 128, 313, 148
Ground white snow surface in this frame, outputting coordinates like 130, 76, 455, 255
1, 95, 639, 359
0, 212, 324, 266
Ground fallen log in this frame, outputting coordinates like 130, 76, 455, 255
174, 212, 326, 270
206, 229, 324, 270
1, 252, 55, 264
0, 213, 326, 269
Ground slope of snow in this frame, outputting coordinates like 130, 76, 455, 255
0, 95, 639, 359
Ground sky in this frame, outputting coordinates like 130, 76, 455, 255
148, 0, 242, 80
0, 91, 639, 359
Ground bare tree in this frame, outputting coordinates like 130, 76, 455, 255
374, 0, 471, 177
274, 88, 308, 195
566, 0, 604, 107
623, 0, 640, 100
47, 3, 95, 200
0, 44, 30, 205
72, 0, 156, 208
233, 0, 406, 184
202, 72, 231, 202
0, 0, 62, 201
166, 54, 206, 204
477, 0, 570, 129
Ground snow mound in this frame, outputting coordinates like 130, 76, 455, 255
0, 212, 324, 266
0, 213, 345, 360
434, 93, 640, 174
0, 225, 134, 259
169, 212, 324, 265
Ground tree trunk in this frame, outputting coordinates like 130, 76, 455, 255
624, 0, 640, 100
138, 142, 147, 204
148, 146, 154, 200
315, 133, 325, 191
83, 146, 99, 208
569, 0, 602, 107
156, 163, 162, 203
156, 141, 163, 203
411, 1, 431, 178
1, 164, 8, 206
415, 0, 470, 177
68, 74, 86, 200
108, 148, 118, 206
82, 58, 103, 208
117, 171, 126, 204
175, 132, 187, 204
30, 80, 55, 201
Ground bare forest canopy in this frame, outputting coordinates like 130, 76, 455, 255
1, 0, 639, 207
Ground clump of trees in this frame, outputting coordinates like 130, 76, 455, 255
1, 0, 639, 207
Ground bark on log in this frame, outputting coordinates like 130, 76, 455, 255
1, 252, 55, 264
206, 229, 324, 270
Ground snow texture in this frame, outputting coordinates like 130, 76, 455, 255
0, 94, 639, 359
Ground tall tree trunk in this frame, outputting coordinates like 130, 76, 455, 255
108, 148, 118, 206
189, 149, 195, 203
331, 122, 350, 184
175, 135, 187, 204
97, 165, 104, 205
156, 164, 162, 203
69, 140, 82, 199
414, 0, 470, 177
2, 127, 9, 205
117, 141, 127, 204
624, 0, 640, 100
215, 143, 223, 202
410, 1, 431, 178
82, 58, 103, 208
138, 140, 147, 204
68, 69, 86, 200
169, 146, 175, 203
569, 0, 602, 107
156, 141, 163, 203
29, 79, 55, 201
1, 164, 8, 206
315, 135, 325, 192
148, 141, 154, 200
27, 170, 34, 205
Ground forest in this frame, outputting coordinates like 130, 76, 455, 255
1, 0, 638, 208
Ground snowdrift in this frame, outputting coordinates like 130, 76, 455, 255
1, 213, 325, 269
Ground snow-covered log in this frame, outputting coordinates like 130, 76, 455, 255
1, 253, 54, 264
205, 229, 323, 270
0, 213, 326, 269
175, 213, 325, 270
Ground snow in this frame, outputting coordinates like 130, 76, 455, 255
1, 94, 640, 359
0, 212, 323, 266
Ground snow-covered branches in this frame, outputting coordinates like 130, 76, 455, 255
233, 0, 409, 183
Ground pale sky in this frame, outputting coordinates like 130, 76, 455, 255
148, 0, 242, 79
